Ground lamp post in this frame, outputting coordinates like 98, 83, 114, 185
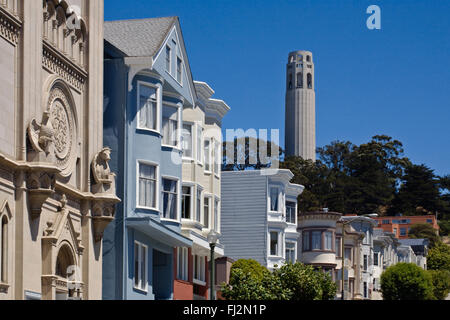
207, 230, 219, 300
340, 213, 378, 300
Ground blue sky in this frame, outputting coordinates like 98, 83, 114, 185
105, 0, 450, 176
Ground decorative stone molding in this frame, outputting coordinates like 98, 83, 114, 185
0, 7, 21, 46
43, 44, 87, 92
27, 171, 56, 218
91, 201, 115, 243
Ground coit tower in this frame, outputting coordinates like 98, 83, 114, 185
285, 50, 316, 161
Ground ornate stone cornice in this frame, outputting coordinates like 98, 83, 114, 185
0, 6, 21, 46
43, 41, 87, 92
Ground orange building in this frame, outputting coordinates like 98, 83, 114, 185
373, 215, 439, 239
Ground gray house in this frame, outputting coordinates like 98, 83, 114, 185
220, 169, 304, 269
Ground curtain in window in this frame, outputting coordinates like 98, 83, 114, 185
204, 139, 211, 171
182, 186, 191, 219
162, 179, 177, 220
312, 231, 321, 250
139, 85, 156, 130
270, 188, 278, 211
139, 164, 156, 208
162, 105, 178, 146
182, 124, 193, 158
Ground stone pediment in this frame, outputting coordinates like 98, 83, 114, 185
43, 195, 83, 254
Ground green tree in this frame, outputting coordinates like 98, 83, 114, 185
428, 270, 450, 300
408, 223, 440, 248
229, 259, 269, 282
380, 263, 434, 300
222, 137, 283, 172
427, 242, 450, 271
390, 164, 441, 216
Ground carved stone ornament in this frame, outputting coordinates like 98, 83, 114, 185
28, 110, 55, 162
47, 86, 77, 177
27, 171, 56, 218
91, 147, 116, 195
92, 201, 115, 242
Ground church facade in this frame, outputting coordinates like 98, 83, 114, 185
0, 0, 118, 300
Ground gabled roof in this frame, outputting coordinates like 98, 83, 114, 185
398, 239, 429, 247
104, 17, 177, 57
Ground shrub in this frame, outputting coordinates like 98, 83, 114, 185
428, 269, 450, 300
229, 259, 269, 282
427, 242, 450, 271
274, 263, 337, 300
381, 263, 434, 300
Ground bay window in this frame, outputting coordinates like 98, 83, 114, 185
312, 231, 321, 250
302, 229, 335, 252
138, 163, 157, 209
161, 178, 178, 220
324, 231, 333, 251
138, 83, 158, 131
196, 126, 203, 163
302, 231, 310, 252
196, 188, 202, 222
134, 241, 148, 291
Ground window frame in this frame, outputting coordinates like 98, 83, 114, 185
196, 185, 203, 223
136, 81, 161, 134
181, 184, 194, 220
204, 138, 212, 174
214, 197, 220, 232
269, 186, 281, 213
285, 241, 296, 264
133, 241, 148, 292
161, 101, 182, 149
176, 56, 183, 85
193, 255, 206, 285
196, 124, 203, 165
285, 201, 297, 225
203, 194, 212, 230
213, 139, 221, 178
136, 160, 159, 211
160, 176, 180, 222
269, 231, 280, 257
182, 122, 194, 160
165, 45, 171, 73
177, 247, 189, 282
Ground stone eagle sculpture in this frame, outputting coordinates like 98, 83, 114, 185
28, 110, 54, 154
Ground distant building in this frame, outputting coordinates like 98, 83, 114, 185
220, 170, 304, 269
398, 239, 428, 269
373, 215, 439, 239
285, 50, 316, 161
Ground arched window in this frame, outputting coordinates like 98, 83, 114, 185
55, 245, 74, 278
297, 72, 303, 88
1, 216, 7, 283
307, 73, 313, 89
288, 74, 293, 89
306, 55, 311, 62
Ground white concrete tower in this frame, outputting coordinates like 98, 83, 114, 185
285, 50, 316, 161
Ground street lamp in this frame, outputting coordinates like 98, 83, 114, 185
207, 230, 219, 300
340, 213, 378, 300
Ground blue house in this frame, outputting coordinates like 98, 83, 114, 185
102, 17, 196, 300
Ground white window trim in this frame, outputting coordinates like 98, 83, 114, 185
268, 185, 282, 214
182, 122, 195, 161
160, 175, 180, 222
133, 241, 148, 292
136, 160, 160, 212
285, 241, 297, 263
204, 137, 212, 174
136, 81, 162, 135
196, 123, 204, 166
285, 199, 297, 225
213, 138, 221, 178
177, 247, 189, 282
268, 230, 283, 258
195, 185, 204, 224
161, 101, 182, 150
202, 193, 213, 230
181, 182, 195, 221
213, 196, 220, 233
176, 56, 183, 86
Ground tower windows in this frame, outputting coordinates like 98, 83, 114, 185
306, 55, 311, 62
288, 74, 293, 89
307, 73, 313, 89
296, 72, 303, 88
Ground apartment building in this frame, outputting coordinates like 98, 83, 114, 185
373, 215, 439, 239
220, 170, 304, 269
